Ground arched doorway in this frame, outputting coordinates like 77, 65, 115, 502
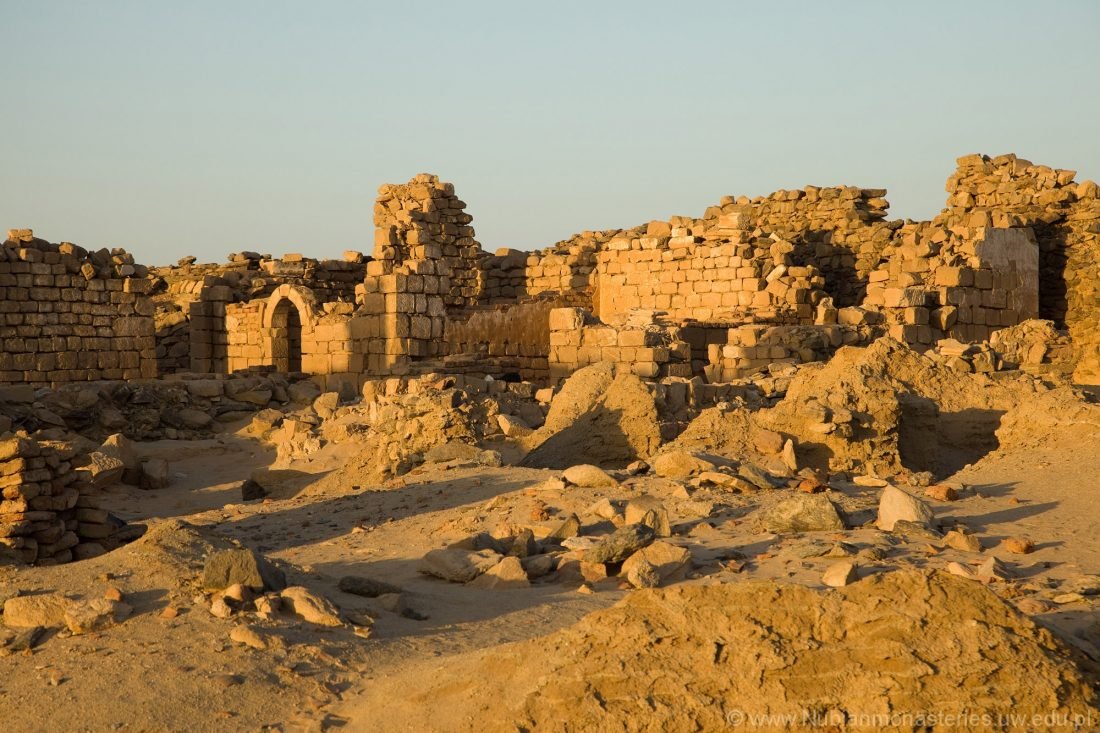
271, 298, 303, 373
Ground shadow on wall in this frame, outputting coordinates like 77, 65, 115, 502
897, 397, 1005, 478
790, 230, 867, 308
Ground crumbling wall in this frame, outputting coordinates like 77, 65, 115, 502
547, 308, 692, 382
937, 154, 1100, 381
706, 323, 880, 381
0, 229, 156, 386
443, 300, 557, 380
0, 435, 119, 565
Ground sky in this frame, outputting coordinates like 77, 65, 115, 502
2, 1, 1098, 266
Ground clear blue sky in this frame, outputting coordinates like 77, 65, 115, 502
3, 1, 1098, 266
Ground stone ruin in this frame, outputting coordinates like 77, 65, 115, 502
4, 154, 1098, 397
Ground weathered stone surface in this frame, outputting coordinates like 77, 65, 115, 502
761, 494, 846, 533
623, 495, 670, 537
621, 541, 692, 588
202, 548, 287, 593
419, 548, 501, 583
3, 594, 69, 628
561, 464, 618, 488
280, 586, 342, 626
468, 556, 530, 589
877, 485, 935, 531
587, 524, 656, 564
651, 451, 715, 479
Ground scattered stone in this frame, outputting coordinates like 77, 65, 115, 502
419, 548, 501, 583
230, 624, 268, 650
561, 464, 618, 488
876, 485, 935, 531
209, 597, 234, 619
822, 561, 859, 588
943, 530, 983, 553
761, 494, 846, 533
620, 541, 692, 588
547, 514, 581, 541
2, 594, 70, 628
280, 587, 343, 626
202, 548, 287, 593
624, 460, 649, 476
240, 479, 268, 501
337, 576, 403, 598
468, 556, 530, 589
651, 451, 715, 479
587, 524, 656, 564
1002, 537, 1035, 554
623, 496, 670, 537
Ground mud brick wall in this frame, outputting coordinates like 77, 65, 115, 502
374, 174, 481, 308
0, 436, 116, 566
707, 323, 880, 381
0, 230, 156, 386
547, 307, 692, 382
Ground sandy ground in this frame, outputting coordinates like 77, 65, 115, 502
0, 419, 1098, 732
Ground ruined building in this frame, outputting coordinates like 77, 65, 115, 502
6, 154, 1098, 392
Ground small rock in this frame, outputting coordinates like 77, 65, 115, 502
853, 475, 888, 487
624, 460, 649, 476
280, 587, 342, 626
780, 439, 798, 473
623, 496, 670, 537
159, 606, 179, 620
822, 561, 858, 588
585, 497, 619, 520
561, 464, 618, 488
496, 414, 532, 438
209, 597, 234, 619
468, 556, 530, 590
229, 624, 268, 650
587, 524, 656, 564
924, 484, 958, 502
520, 554, 558, 579
337, 576, 403, 598
621, 541, 691, 588
650, 451, 715, 479
240, 480, 268, 502
547, 514, 581, 541
202, 548, 287, 593
876, 485, 935, 532
222, 583, 253, 605
1002, 537, 1035, 554
2, 594, 70, 628
418, 548, 501, 583
103, 587, 124, 602
1016, 597, 1051, 615
943, 530, 983, 553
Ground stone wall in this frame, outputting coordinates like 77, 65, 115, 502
0, 230, 156, 386
706, 323, 881, 382
443, 300, 558, 381
547, 308, 693, 382
0, 435, 118, 565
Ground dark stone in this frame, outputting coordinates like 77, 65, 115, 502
241, 480, 268, 502
202, 548, 286, 593
337, 575, 404, 598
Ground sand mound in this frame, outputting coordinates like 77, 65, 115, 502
364, 570, 1097, 732
522, 363, 662, 469
995, 387, 1100, 451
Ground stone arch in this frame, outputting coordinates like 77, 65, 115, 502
263, 285, 318, 373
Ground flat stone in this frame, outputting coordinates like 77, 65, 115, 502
3, 594, 69, 628
650, 451, 715, 479
761, 494, 846, 533
587, 524, 656, 564
822, 561, 859, 588
418, 548, 501, 583
337, 576, 403, 598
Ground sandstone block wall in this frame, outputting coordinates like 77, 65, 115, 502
547, 308, 693, 382
706, 323, 880, 381
443, 300, 557, 381
0, 230, 156, 386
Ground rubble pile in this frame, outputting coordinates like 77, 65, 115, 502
0, 435, 133, 565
